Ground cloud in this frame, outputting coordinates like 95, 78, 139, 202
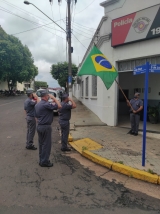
0, 0, 104, 86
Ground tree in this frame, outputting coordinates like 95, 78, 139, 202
50, 62, 78, 90
35, 81, 48, 89
0, 26, 38, 90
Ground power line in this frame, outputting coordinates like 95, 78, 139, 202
73, 29, 93, 39
72, 21, 96, 31
0, 8, 65, 39
72, 33, 87, 49
81, 38, 92, 41
50, 1, 61, 57
11, 22, 65, 40
0, 1, 66, 33
72, 3, 76, 28
0, 5, 92, 44
0, 0, 48, 22
73, 25, 94, 36
75, 0, 96, 14
62, 19, 92, 39
58, 1, 65, 53
0, 7, 41, 26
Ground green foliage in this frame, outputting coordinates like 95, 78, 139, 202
0, 27, 38, 88
147, 169, 155, 175
117, 161, 124, 165
50, 62, 78, 89
148, 105, 159, 118
82, 146, 88, 151
35, 81, 48, 88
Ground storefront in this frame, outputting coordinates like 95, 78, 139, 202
73, 0, 160, 127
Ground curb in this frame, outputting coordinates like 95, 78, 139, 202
112, 163, 158, 184
158, 176, 160, 185
68, 134, 73, 142
69, 136, 160, 185
82, 150, 113, 169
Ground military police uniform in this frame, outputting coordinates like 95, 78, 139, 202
130, 98, 143, 135
24, 89, 37, 150
58, 99, 72, 151
35, 91, 58, 166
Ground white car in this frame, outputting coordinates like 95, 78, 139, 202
36, 89, 60, 114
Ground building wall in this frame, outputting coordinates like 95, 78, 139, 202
0, 81, 8, 90
16, 82, 25, 91
0, 81, 28, 91
73, 0, 160, 126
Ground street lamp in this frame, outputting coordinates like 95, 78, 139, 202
24, 1, 72, 96
23, 1, 66, 33
24, 1, 30, 5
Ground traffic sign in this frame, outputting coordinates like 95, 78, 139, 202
150, 64, 160, 73
133, 62, 160, 167
133, 64, 146, 75
68, 76, 72, 83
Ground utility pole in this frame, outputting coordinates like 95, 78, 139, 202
48, 0, 76, 96
67, 0, 72, 97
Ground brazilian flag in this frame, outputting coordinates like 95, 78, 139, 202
78, 45, 118, 90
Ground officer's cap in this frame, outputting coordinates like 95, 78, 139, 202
40, 89, 49, 97
26, 88, 34, 94
62, 93, 69, 99
134, 92, 140, 96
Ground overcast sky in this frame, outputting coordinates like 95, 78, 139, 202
0, 0, 104, 87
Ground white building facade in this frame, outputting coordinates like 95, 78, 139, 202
0, 80, 35, 91
73, 0, 160, 126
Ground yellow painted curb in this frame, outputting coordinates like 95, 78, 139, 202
82, 150, 113, 169
69, 138, 103, 154
112, 163, 158, 184
68, 134, 73, 142
158, 176, 160, 185
69, 138, 159, 184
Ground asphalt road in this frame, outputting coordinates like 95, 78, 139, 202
0, 96, 160, 214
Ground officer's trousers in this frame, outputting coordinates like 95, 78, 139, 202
26, 117, 36, 147
37, 125, 52, 164
130, 113, 140, 134
59, 121, 70, 150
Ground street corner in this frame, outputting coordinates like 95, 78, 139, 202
69, 138, 103, 154
112, 163, 159, 184
82, 150, 113, 169
68, 133, 73, 142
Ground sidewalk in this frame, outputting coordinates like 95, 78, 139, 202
70, 97, 160, 184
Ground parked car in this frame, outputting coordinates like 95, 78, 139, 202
36, 89, 60, 114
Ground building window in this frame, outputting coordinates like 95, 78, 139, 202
24, 83, 30, 88
86, 77, 89, 97
118, 55, 160, 71
92, 76, 97, 96
81, 81, 84, 97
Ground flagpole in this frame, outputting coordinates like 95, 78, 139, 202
115, 79, 134, 111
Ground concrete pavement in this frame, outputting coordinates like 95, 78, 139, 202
70, 97, 160, 184
1, 96, 160, 213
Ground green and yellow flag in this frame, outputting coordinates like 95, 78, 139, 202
78, 45, 118, 90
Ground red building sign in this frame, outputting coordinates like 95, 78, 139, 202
111, 5, 160, 47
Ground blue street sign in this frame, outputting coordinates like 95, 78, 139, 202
133, 62, 160, 167
150, 64, 160, 73
133, 64, 146, 75
68, 76, 72, 83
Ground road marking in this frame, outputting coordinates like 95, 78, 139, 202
0, 99, 22, 107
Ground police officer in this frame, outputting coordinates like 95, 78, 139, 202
24, 88, 39, 150
35, 90, 61, 167
127, 92, 143, 136
59, 94, 76, 151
